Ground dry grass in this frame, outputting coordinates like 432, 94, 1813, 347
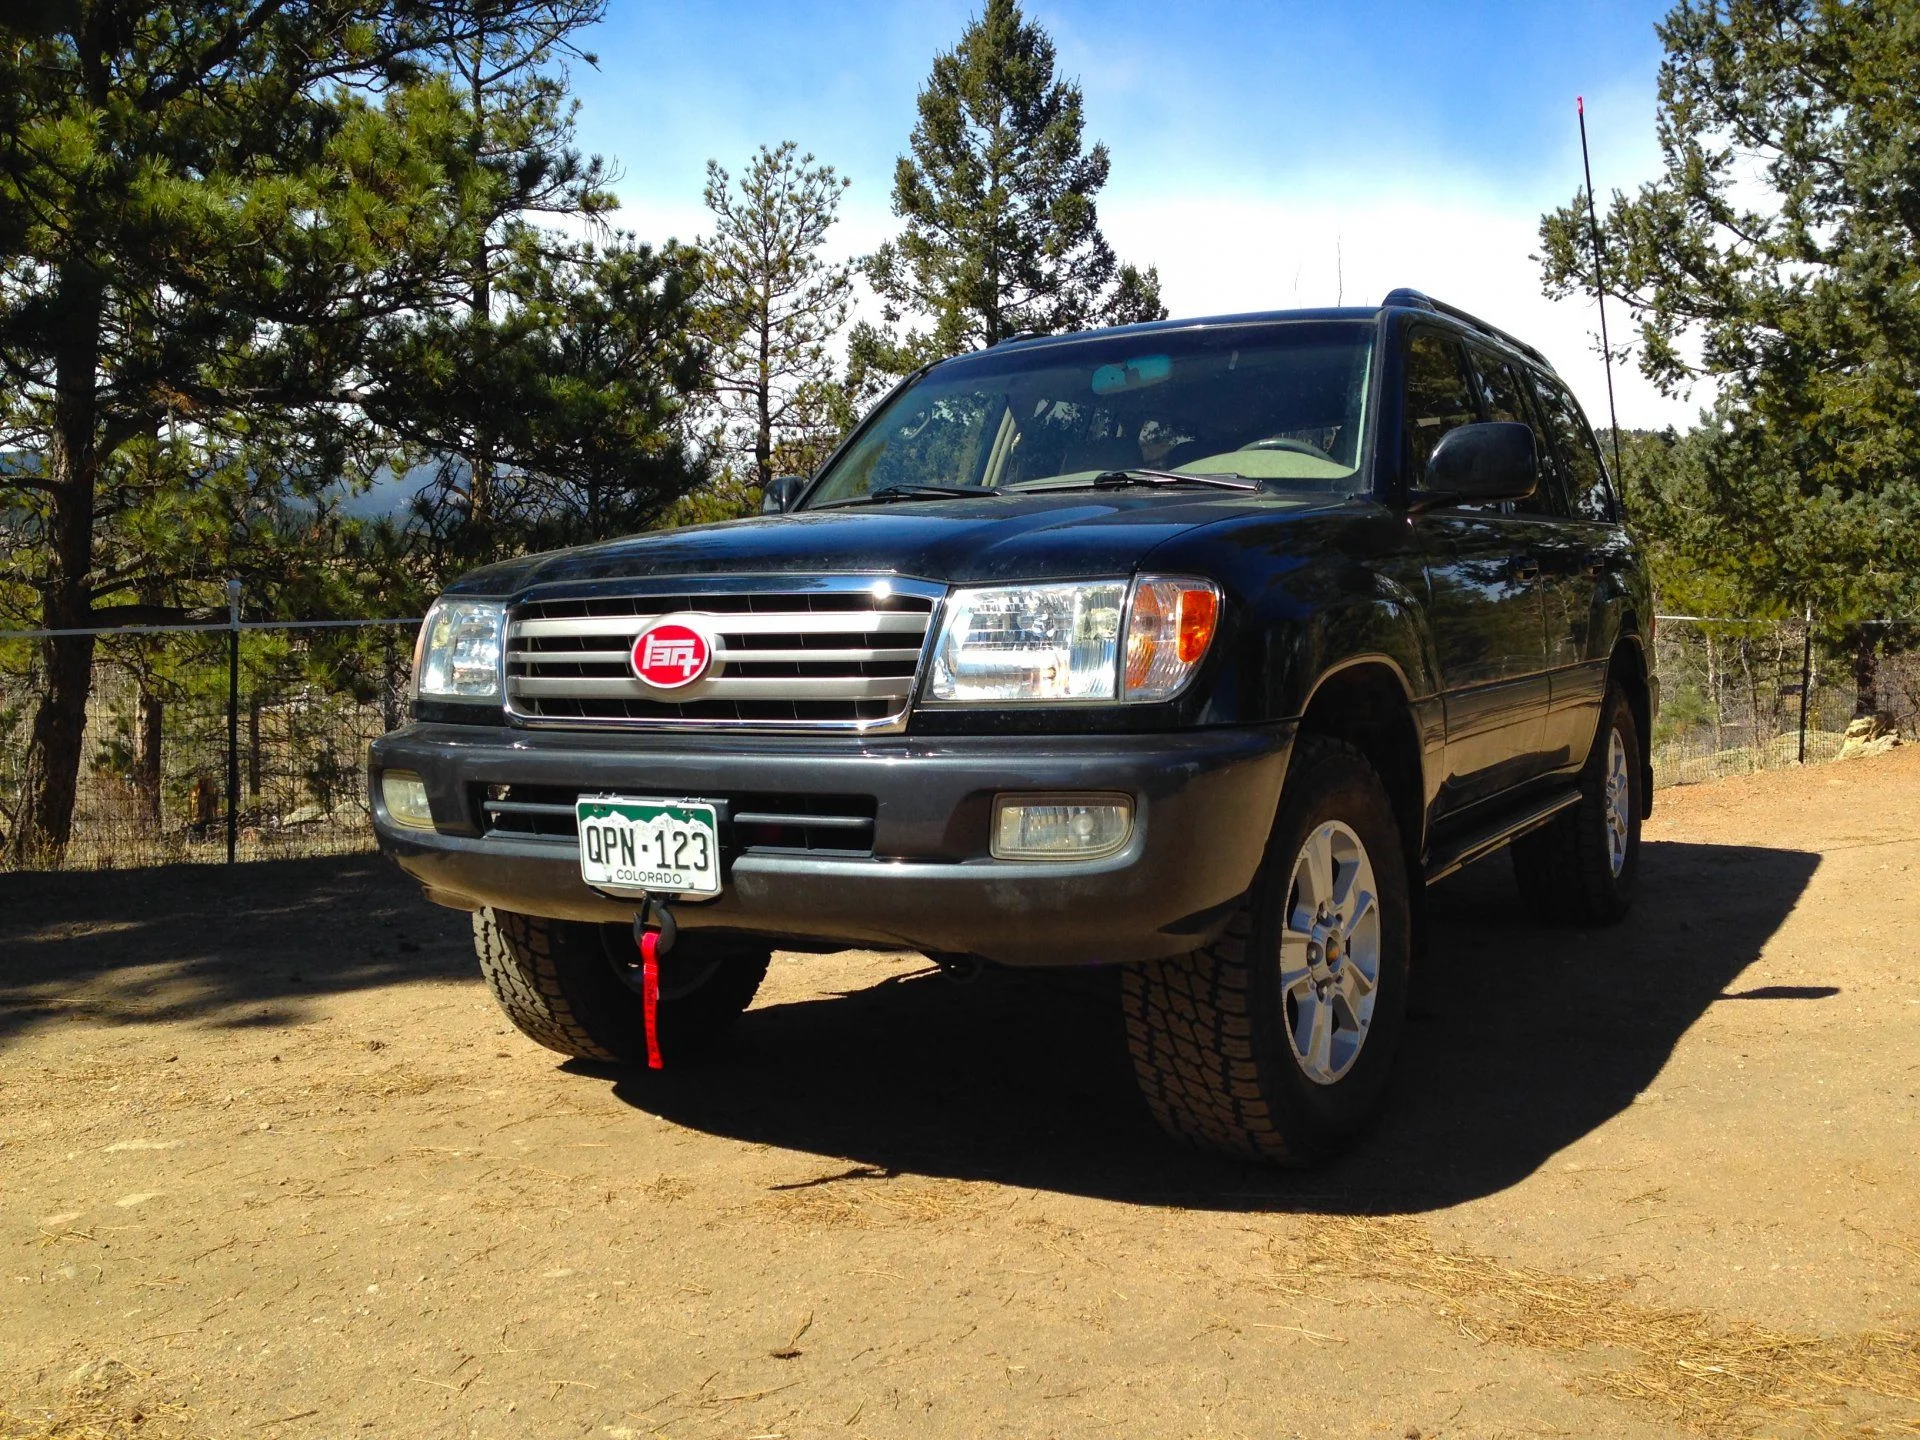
1645, 728, 1889, 789
754, 1166, 982, 1229
1270, 1216, 1920, 1436
0, 1360, 201, 1440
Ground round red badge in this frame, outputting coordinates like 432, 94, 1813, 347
631, 621, 711, 689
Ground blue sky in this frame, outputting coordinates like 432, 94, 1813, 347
567, 1, 1694, 428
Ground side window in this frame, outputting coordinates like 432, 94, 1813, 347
1466, 345, 1563, 517
1529, 375, 1617, 522
1402, 328, 1479, 481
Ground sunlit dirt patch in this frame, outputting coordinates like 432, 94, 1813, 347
1268, 1215, 1920, 1435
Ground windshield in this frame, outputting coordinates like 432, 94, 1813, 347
806, 321, 1374, 507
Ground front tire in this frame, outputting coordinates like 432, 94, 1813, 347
1511, 684, 1643, 926
1121, 736, 1413, 1165
475, 909, 770, 1066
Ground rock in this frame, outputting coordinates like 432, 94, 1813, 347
1840, 732, 1901, 760
1840, 713, 1901, 759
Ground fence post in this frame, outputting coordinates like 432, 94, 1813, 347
1797, 604, 1813, 765
226, 578, 241, 864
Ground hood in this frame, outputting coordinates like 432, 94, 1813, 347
446, 490, 1337, 597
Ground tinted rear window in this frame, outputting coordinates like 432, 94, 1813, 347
1402, 328, 1479, 479
1529, 375, 1616, 522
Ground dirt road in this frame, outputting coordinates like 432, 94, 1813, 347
4, 750, 1918, 1439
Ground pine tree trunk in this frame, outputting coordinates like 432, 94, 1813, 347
247, 700, 262, 799
381, 629, 402, 732
1739, 638, 1759, 751
755, 311, 773, 489
463, 35, 495, 536
133, 684, 164, 826
6, 264, 102, 864
1851, 624, 1879, 719
1705, 633, 1724, 751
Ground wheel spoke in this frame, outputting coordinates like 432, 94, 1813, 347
1330, 855, 1361, 918
1343, 886, 1377, 934
1340, 958, 1376, 1001
1279, 928, 1315, 994
1301, 826, 1334, 910
1306, 994, 1334, 1076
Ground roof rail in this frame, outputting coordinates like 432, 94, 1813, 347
1380, 288, 1553, 370
989, 329, 1047, 347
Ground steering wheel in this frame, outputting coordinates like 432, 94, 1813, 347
1244, 435, 1335, 463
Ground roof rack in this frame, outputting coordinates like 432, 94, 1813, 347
1380, 288, 1554, 370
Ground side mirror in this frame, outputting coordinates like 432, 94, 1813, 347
1419, 422, 1537, 505
761, 475, 807, 514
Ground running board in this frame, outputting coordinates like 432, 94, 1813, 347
1423, 788, 1582, 885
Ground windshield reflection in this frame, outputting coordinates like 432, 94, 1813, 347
806, 322, 1374, 508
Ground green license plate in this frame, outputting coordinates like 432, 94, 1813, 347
575, 797, 721, 897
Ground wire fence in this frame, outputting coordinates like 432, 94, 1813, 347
1649, 615, 1914, 787
0, 610, 1911, 872
0, 612, 415, 872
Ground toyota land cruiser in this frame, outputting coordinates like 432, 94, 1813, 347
369, 288, 1655, 1164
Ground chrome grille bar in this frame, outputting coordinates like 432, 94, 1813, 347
513, 611, 930, 640
503, 577, 943, 732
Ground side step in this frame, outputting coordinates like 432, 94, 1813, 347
1423, 787, 1581, 885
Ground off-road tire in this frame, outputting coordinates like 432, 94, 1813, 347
1121, 736, 1413, 1165
1511, 685, 1642, 926
474, 908, 770, 1065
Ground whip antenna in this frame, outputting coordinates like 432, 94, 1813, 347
1577, 96, 1625, 487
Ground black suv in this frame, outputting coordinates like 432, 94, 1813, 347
369, 288, 1655, 1164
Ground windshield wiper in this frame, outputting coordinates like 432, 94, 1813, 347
1091, 469, 1258, 492
818, 484, 1004, 508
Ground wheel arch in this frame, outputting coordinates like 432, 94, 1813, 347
1291, 657, 1429, 890
1608, 629, 1655, 814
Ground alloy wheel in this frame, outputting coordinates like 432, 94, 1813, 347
1278, 821, 1382, 1085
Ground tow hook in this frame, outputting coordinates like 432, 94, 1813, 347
627, 896, 677, 1071
928, 951, 985, 985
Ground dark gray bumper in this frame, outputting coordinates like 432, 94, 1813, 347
367, 722, 1295, 965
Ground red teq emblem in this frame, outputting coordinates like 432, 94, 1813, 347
631, 621, 710, 689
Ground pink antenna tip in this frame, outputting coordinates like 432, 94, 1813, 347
1577, 95, 1585, 113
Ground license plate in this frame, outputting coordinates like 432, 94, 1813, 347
575, 797, 721, 897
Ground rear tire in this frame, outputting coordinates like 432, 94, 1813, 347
1511, 685, 1642, 926
1121, 736, 1413, 1165
474, 909, 770, 1065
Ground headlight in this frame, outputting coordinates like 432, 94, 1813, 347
413, 597, 505, 701
924, 576, 1220, 704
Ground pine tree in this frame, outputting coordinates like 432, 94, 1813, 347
698, 143, 855, 497
511, 236, 709, 544
378, 0, 615, 559
1537, 0, 1920, 714
0, 0, 598, 861
850, 0, 1165, 391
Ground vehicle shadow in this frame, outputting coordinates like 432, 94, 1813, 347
607, 839, 1820, 1213
0, 855, 473, 1049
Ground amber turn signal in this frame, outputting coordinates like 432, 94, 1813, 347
1124, 577, 1222, 700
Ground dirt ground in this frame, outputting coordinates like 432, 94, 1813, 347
3, 749, 1918, 1440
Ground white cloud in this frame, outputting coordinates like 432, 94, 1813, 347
1099, 182, 1707, 434
612, 164, 1713, 435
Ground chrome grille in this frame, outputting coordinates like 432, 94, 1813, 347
504, 580, 941, 731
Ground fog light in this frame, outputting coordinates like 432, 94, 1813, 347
992, 793, 1133, 861
381, 770, 435, 829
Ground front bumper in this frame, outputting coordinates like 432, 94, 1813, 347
368, 722, 1295, 966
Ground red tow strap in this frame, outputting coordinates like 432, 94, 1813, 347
640, 929, 662, 1070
